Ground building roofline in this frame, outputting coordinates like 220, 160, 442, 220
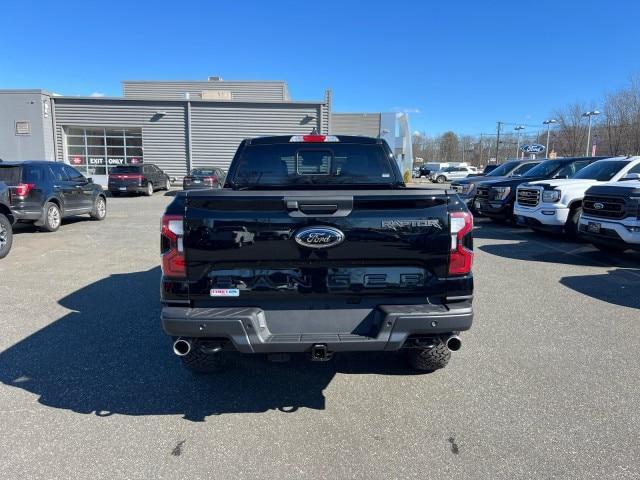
52, 95, 325, 106
331, 112, 391, 115
0, 89, 53, 95
121, 79, 289, 84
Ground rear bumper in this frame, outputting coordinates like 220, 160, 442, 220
12, 209, 42, 221
161, 303, 473, 353
108, 183, 145, 193
11, 203, 43, 222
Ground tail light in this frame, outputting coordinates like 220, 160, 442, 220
14, 183, 35, 197
449, 211, 473, 276
203, 176, 217, 185
161, 214, 186, 278
290, 135, 339, 142
110, 174, 143, 181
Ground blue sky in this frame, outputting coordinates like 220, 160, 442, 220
1, 0, 638, 135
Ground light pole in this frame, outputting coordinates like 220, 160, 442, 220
542, 119, 557, 156
582, 110, 600, 156
514, 125, 525, 158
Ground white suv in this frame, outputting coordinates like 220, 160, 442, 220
430, 166, 475, 183
513, 156, 640, 237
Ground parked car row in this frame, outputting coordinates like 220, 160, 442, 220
413, 162, 484, 180
0, 160, 229, 259
415, 163, 506, 183
0, 160, 108, 258
451, 155, 640, 252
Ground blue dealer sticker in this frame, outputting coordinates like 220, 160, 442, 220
210, 288, 240, 297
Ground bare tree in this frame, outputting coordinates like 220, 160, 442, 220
553, 102, 590, 156
439, 131, 460, 162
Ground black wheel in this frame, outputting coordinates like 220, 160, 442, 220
436, 175, 446, 184
565, 206, 582, 240
144, 182, 154, 196
40, 202, 61, 232
592, 242, 627, 253
0, 213, 13, 259
180, 348, 228, 373
407, 343, 451, 372
90, 195, 107, 221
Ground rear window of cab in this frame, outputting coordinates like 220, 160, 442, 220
110, 166, 141, 174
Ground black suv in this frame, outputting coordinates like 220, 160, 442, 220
0, 181, 14, 258
108, 164, 170, 196
0, 161, 107, 232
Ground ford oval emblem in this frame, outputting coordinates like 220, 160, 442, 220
593, 202, 604, 210
520, 143, 546, 154
294, 226, 345, 249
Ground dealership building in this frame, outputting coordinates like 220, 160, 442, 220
0, 78, 411, 185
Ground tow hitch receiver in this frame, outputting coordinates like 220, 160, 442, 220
310, 344, 333, 362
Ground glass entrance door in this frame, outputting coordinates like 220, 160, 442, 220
64, 127, 143, 187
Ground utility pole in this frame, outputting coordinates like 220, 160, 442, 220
495, 122, 502, 163
582, 110, 600, 156
479, 133, 484, 165
514, 125, 525, 158
462, 138, 465, 164
543, 119, 557, 156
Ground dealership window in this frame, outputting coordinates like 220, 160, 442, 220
64, 127, 143, 176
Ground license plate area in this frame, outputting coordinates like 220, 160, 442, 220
587, 222, 601, 233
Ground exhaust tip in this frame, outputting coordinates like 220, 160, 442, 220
445, 336, 462, 352
173, 338, 192, 356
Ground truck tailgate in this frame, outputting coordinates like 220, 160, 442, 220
183, 189, 452, 305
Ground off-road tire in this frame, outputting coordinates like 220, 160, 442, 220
90, 195, 107, 221
144, 182, 154, 196
180, 347, 228, 373
407, 343, 451, 372
0, 213, 13, 259
40, 202, 61, 232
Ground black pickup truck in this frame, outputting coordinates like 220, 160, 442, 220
160, 135, 474, 372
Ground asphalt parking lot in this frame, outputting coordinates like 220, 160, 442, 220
1, 191, 639, 479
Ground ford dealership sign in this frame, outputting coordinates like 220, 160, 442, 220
520, 144, 546, 154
